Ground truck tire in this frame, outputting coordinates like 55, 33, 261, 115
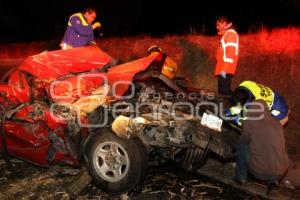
86, 128, 147, 194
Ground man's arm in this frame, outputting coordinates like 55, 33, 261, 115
70, 16, 93, 36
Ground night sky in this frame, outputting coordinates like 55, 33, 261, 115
0, 0, 299, 43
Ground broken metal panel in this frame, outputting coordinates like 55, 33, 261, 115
19, 47, 114, 81
3, 121, 50, 166
49, 83, 111, 127
14, 102, 48, 122
44, 110, 69, 132
0, 70, 31, 105
71, 95, 107, 117
107, 53, 158, 75
50, 72, 107, 104
70, 84, 110, 116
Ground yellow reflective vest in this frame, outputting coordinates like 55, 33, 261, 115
68, 13, 89, 27
239, 80, 274, 108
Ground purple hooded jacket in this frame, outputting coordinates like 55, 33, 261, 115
62, 13, 95, 48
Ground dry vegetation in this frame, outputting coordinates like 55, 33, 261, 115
0, 27, 299, 156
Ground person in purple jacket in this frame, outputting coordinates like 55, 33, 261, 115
61, 7, 101, 50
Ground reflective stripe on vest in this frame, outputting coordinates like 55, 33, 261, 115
221, 29, 239, 63
239, 81, 275, 108
68, 13, 89, 27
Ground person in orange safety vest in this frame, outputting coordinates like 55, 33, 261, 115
215, 16, 239, 96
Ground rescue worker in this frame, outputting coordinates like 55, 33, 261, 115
147, 45, 178, 79
234, 100, 289, 192
228, 80, 289, 126
215, 16, 239, 96
61, 7, 101, 50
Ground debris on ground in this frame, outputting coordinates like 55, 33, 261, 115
0, 155, 259, 200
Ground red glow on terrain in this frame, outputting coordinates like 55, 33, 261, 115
0, 27, 299, 60
0, 42, 47, 60
258, 28, 300, 53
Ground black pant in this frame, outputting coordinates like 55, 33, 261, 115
217, 74, 233, 96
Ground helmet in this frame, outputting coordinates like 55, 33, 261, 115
147, 45, 162, 55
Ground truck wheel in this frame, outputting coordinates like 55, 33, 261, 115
86, 129, 147, 194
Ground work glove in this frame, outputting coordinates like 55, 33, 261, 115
234, 116, 242, 126
220, 71, 226, 78
233, 115, 247, 126
92, 22, 101, 30
224, 105, 242, 119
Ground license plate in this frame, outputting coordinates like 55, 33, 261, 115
200, 112, 223, 132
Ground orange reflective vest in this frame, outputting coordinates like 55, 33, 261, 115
215, 29, 239, 75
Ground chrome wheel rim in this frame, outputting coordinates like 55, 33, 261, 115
93, 141, 130, 182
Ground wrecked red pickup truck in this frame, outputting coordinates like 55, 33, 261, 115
0, 46, 239, 194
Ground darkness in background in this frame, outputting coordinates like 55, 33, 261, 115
0, 0, 299, 43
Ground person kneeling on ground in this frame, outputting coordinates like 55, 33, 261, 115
234, 100, 289, 188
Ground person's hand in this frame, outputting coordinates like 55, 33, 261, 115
233, 116, 243, 126
92, 22, 101, 30
220, 71, 226, 78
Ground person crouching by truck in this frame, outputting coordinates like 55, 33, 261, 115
61, 7, 101, 50
234, 100, 289, 193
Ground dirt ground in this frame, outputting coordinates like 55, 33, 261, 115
0, 154, 260, 200
2, 154, 300, 200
